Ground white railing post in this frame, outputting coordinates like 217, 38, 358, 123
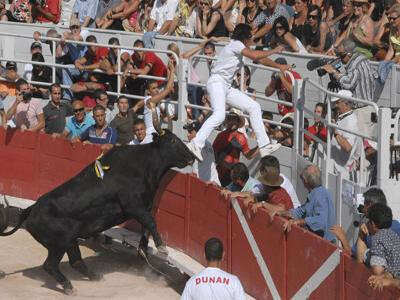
117, 47, 121, 98
52, 40, 56, 84
324, 93, 332, 188
177, 57, 187, 140
376, 108, 391, 187
292, 78, 303, 190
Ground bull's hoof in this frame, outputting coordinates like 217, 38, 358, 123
157, 245, 169, 257
0, 270, 5, 279
88, 272, 103, 282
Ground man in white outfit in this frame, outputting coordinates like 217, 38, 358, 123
184, 121, 221, 186
181, 237, 245, 300
186, 23, 289, 162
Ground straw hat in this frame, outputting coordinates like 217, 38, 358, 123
352, 0, 369, 3
258, 166, 284, 187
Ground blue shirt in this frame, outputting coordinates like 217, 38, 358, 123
65, 113, 95, 138
80, 125, 118, 145
290, 186, 336, 242
226, 176, 259, 192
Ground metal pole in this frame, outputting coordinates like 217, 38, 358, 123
324, 93, 332, 188
117, 47, 121, 98
177, 56, 187, 140
52, 40, 56, 84
376, 108, 391, 187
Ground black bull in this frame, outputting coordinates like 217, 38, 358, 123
0, 130, 195, 295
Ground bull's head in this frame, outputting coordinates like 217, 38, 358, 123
153, 130, 195, 169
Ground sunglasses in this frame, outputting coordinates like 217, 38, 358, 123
388, 15, 399, 22
201, 2, 209, 5
246, 0, 256, 3
308, 14, 318, 20
74, 107, 85, 113
70, 25, 80, 30
275, 25, 284, 30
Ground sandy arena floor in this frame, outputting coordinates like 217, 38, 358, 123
0, 229, 188, 299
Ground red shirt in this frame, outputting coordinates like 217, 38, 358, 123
133, 52, 167, 83
213, 130, 250, 177
304, 124, 327, 143
268, 187, 294, 210
277, 70, 301, 116
85, 48, 109, 65
36, 0, 61, 23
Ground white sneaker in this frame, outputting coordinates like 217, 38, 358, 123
186, 141, 203, 162
259, 143, 281, 157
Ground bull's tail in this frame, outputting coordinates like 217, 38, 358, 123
0, 205, 32, 237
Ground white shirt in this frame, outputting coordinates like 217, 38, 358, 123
331, 111, 361, 175
192, 141, 221, 185
143, 96, 160, 135
89, 108, 117, 126
281, 174, 300, 208
210, 40, 246, 86
150, 0, 179, 32
181, 267, 245, 300
129, 134, 153, 145
23, 64, 33, 81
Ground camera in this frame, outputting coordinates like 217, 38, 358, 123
371, 112, 377, 123
22, 92, 32, 102
306, 57, 342, 77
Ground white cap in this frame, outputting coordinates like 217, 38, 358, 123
331, 90, 353, 102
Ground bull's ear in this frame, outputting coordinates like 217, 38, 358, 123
152, 133, 160, 145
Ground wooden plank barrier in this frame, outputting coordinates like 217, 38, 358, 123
0, 128, 400, 299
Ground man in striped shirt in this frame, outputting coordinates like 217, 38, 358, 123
322, 38, 378, 143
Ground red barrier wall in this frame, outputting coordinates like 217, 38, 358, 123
1, 128, 400, 299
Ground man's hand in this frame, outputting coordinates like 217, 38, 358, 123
368, 274, 394, 291
330, 225, 346, 241
282, 219, 294, 233
272, 45, 285, 54
220, 189, 232, 199
251, 202, 263, 214
51, 133, 61, 139
322, 64, 336, 74
359, 223, 369, 239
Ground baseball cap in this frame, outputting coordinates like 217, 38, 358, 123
30, 41, 42, 51
331, 90, 353, 102
183, 121, 201, 132
6, 61, 17, 70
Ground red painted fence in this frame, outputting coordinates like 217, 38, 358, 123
0, 128, 399, 299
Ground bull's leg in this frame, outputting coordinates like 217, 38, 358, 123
138, 227, 150, 258
42, 248, 75, 295
67, 243, 103, 281
135, 211, 168, 256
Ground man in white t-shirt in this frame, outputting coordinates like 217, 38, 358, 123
184, 121, 220, 186
129, 118, 153, 145
181, 237, 245, 300
330, 90, 362, 180
186, 23, 289, 162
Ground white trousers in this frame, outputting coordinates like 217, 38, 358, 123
193, 75, 270, 148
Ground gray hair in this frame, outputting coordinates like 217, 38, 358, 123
342, 39, 356, 54
302, 165, 322, 189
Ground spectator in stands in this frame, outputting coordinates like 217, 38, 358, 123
385, 4, 400, 64
71, 0, 99, 27
262, 110, 276, 136
63, 99, 95, 138
323, 39, 378, 140
125, 39, 168, 85
32, 0, 61, 24
329, 0, 353, 47
169, 0, 197, 37
269, 16, 306, 52
221, 162, 259, 192
367, 203, 400, 278
62, 18, 90, 43
184, 121, 220, 185
232, 65, 255, 96
331, 188, 400, 261
62, 35, 109, 100
96, 0, 140, 30
30, 52, 52, 99
304, 102, 327, 159
181, 39, 216, 74
265, 57, 301, 117
142, 0, 179, 47
6, 79, 44, 132
196, 0, 229, 39
181, 237, 245, 299
277, 164, 336, 242
213, 113, 259, 186
90, 90, 116, 124
330, 90, 361, 180
302, 5, 334, 53
0, 62, 19, 99
251, 0, 290, 44
43, 83, 73, 135
129, 118, 153, 144
110, 96, 138, 145
0, 0, 6, 20
238, 0, 262, 30
333, 0, 374, 59
1, 0, 32, 23
77, 105, 117, 152
289, 0, 308, 42
101, 37, 120, 76
23, 42, 43, 81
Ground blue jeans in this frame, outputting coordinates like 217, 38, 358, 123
143, 31, 158, 49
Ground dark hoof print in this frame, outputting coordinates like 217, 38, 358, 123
63, 287, 77, 296
89, 273, 103, 281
